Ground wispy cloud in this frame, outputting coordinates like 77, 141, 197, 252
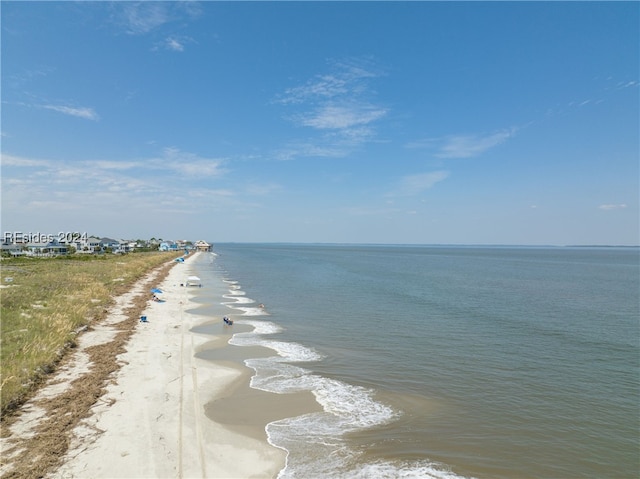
296, 104, 386, 130
389, 171, 450, 196
436, 130, 513, 158
164, 36, 185, 51
407, 128, 517, 159
154, 35, 195, 52
118, 2, 171, 35
610, 79, 638, 91
1, 148, 234, 224
599, 203, 627, 211
2, 148, 227, 189
113, 2, 202, 37
41, 104, 100, 121
1, 147, 283, 237
274, 140, 348, 161
1, 153, 51, 168
6, 67, 54, 90
274, 58, 387, 160
161, 147, 226, 177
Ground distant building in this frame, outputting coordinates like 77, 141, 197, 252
194, 240, 211, 252
68, 236, 102, 253
0, 241, 25, 256
159, 241, 178, 252
26, 240, 68, 257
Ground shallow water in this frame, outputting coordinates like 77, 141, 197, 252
192, 245, 639, 479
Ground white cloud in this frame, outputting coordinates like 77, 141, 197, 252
41, 104, 99, 121
274, 141, 348, 161
277, 58, 381, 105
155, 35, 195, 52
161, 147, 226, 177
165, 37, 184, 51
599, 204, 627, 210
298, 104, 387, 130
119, 2, 171, 35
1, 147, 242, 235
113, 2, 203, 36
616, 80, 638, 90
386, 171, 450, 197
279, 74, 349, 105
90, 160, 142, 170
407, 128, 517, 159
1, 153, 51, 167
274, 58, 387, 159
2, 148, 228, 201
437, 129, 515, 159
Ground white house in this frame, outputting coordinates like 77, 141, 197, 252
194, 240, 211, 252
26, 240, 69, 257
72, 236, 102, 253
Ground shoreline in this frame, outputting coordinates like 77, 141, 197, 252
1, 251, 291, 478
52, 251, 287, 478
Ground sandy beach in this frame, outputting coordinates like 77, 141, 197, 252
1, 252, 307, 479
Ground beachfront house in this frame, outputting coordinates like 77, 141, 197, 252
99, 237, 126, 253
0, 241, 25, 256
68, 236, 102, 253
194, 240, 211, 252
159, 241, 178, 251
26, 240, 69, 257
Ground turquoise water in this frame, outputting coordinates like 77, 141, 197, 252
194, 244, 639, 479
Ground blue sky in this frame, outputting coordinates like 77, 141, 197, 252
2, 1, 638, 245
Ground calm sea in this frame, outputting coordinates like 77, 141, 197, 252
191, 244, 639, 479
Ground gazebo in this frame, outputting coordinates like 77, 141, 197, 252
194, 240, 211, 252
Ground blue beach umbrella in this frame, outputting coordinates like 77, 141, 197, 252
150, 288, 163, 294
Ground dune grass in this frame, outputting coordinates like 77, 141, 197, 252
0, 252, 181, 414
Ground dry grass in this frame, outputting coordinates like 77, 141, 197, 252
0, 263, 173, 479
0, 252, 181, 415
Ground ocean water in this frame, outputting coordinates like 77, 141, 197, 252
192, 244, 639, 479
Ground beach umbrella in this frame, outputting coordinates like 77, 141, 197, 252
150, 288, 163, 294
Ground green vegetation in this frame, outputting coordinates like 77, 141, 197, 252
0, 252, 181, 414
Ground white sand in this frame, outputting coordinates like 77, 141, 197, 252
1, 252, 285, 479
55, 252, 285, 478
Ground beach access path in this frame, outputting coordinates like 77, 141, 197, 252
1, 252, 285, 479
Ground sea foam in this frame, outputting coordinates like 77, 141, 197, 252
220, 271, 473, 479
